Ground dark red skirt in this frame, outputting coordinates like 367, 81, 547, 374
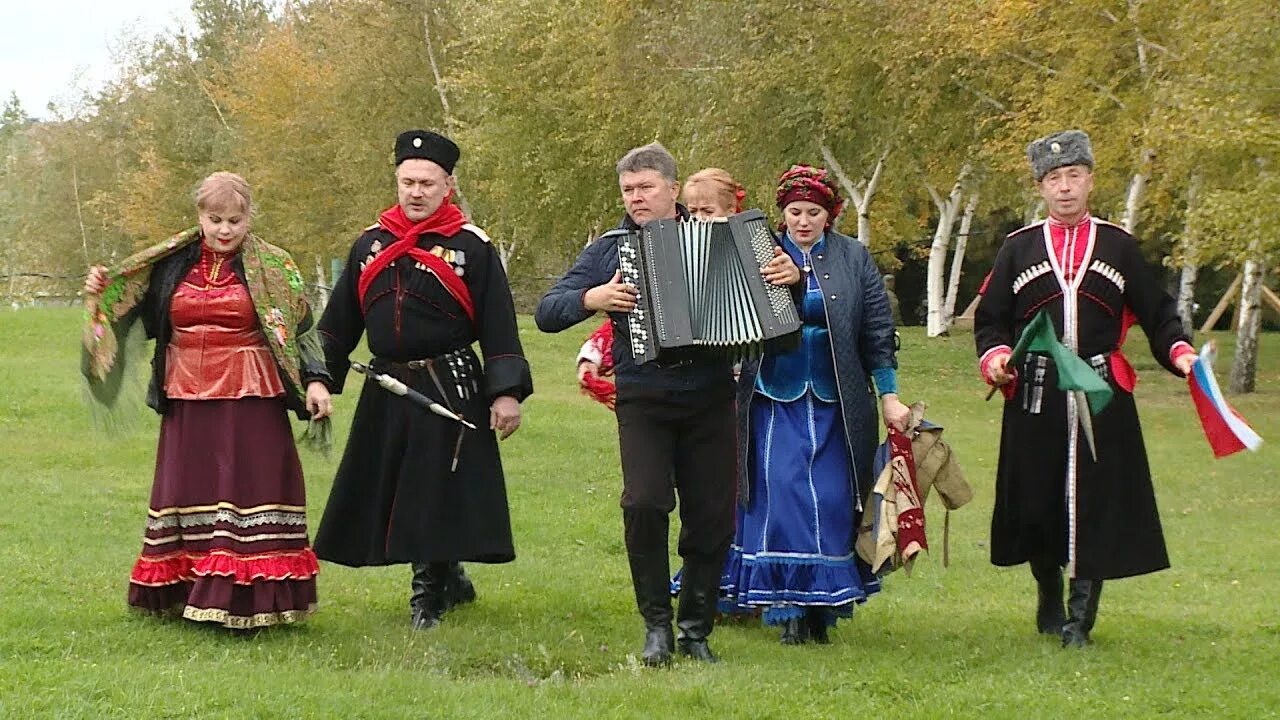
127, 397, 318, 628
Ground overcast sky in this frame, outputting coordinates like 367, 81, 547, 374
1, 1, 194, 118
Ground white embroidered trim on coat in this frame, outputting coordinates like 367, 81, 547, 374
1012, 261, 1053, 295
1088, 259, 1125, 293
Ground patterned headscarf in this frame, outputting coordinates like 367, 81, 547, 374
775, 164, 844, 227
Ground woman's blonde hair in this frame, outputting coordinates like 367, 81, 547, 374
682, 168, 744, 214
194, 171, 253, 216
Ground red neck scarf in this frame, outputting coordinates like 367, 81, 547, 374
377, 199, 467, 241
357, 198, 475, 322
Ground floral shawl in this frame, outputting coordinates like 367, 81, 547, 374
83, 227, 327, 445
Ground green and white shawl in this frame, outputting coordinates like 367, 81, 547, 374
82, 227, 329, 449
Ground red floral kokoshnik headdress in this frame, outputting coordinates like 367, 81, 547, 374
775, 164, 844, 228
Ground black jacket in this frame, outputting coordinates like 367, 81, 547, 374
317, 224, 533, 403
137, 241, 329, 420
535, 207, 736, 394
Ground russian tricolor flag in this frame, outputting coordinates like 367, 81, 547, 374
1187, 342, 1263, 458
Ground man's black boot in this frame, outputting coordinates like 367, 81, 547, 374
410, 562, 449, 630
625, 508, 675, 666
443, 562, 477, 610
1061, 578, 1103, 648
628, 551, 674, 666
675, 559, 720, 663
642, 624, 675, 666
409, 562, 428, 615
1030, 557, 1066, 635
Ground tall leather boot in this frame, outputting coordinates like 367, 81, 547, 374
1061, 578, 1104, 648
804, 607, 832, 645
443, 562, 477, 609
628, 551, 675, 666
1030, 557, 1066, 635
625, 508, 675, 666
675, 559, 720, 663
778, 613, 809, 646
1082, 580, 1103, 636
410, 562, 450, 630
410, 563, 429, 614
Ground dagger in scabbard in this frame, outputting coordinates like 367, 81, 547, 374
982, 311, 1105, 461
350, 361, 477, 430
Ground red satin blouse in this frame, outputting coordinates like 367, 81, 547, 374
164, 248, 285, 400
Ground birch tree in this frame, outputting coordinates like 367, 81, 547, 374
923, 164, 971, 336
1189, 173, 1280, 394
820, 145, 888, 247
1151, 0, 1280, 341
1174, 176, 1202, 335
943, 190, 981, 327
4, 0, 1278, 317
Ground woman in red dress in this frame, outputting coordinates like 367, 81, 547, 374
83, 172, 332, 629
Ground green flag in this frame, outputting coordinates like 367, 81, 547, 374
1011, 310, 1113, 415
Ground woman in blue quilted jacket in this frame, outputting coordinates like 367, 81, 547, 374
724, 165, 910, 645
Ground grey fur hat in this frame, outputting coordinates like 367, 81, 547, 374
1026, 129, 1094, 181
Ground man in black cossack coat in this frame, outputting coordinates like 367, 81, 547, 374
975, 129, 1197, 648
313, 130, 533, 629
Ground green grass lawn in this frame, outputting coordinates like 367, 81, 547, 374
0, 308, 1277, 719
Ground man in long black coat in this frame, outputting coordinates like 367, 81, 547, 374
975, 129, 1196, 647
313, 130, 533, 629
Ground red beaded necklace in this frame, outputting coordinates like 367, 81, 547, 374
184, 244, 240, 291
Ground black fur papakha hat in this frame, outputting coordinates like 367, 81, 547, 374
1026, 129, 1094, 181
394, 130, 460, 173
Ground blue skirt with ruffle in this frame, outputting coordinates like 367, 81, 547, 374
724, 391, 879, 625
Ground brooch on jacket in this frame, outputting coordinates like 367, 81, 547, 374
359, 239, 383, 273
359, 240, 467, 277
413, 246, 466, 277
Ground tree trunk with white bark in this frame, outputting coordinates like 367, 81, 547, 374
925, 164, 970, 337
819, 144, 887, 247
1229, 255, 1264, 394
1175, 175, 1202, 335
1176, 263, 1199, 337
943, 190, 979, 327
496, 237, 517, 273
1120, 147, 1155, 235
314, 258, 330, 309
72, 163, 91, 267
1026, 199, 1045, 226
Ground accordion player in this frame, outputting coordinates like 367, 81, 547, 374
616, 209, 802, 365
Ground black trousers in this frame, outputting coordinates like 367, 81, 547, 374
615, 387, 736, 566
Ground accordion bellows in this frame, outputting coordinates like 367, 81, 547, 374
617, 209, 802, 365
